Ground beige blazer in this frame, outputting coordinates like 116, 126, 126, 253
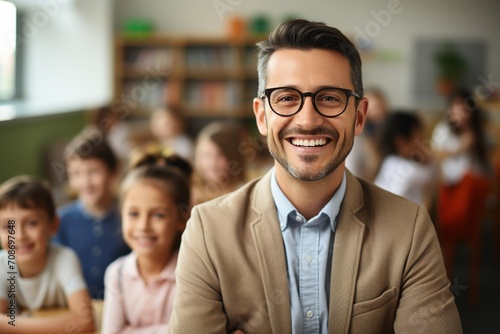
169, 170, 462, 334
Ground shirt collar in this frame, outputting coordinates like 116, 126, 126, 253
123, 251, 177, 282
270, 167, 347, 232
76, 199, 118, 222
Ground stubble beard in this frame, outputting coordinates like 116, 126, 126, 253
267, 123, 355, 181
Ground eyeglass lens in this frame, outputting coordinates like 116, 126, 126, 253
269, 88, 348, 116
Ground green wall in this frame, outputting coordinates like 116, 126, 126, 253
0, 111, 86, 183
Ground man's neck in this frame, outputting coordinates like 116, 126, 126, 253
275, 166, 343, 220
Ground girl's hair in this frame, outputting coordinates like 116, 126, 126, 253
123, 146, 192, 211
121, 147, 193, 251
377, 111, 423, 159
0, 175, 56, 220
446, 88, 488, 165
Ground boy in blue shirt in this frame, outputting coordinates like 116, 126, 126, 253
54, 126, 130, 299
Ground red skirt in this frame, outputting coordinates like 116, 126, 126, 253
438, 172, 490, 240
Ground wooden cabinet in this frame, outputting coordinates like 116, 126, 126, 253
113, 35, 263, 120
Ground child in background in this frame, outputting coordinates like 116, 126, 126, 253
374, 111, 437, 209
192, 121, 247, 205
346, 87, 390, 181
101, 150, 192, 333
54, 126, 130, 299
0, 176, 94, 333
89, 105, 134, 168
150, 105, 194, 162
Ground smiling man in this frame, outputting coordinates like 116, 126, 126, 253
168, 19, 462, 334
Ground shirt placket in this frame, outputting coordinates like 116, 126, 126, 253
90, 219, 104, 295
298, 214, 321, 333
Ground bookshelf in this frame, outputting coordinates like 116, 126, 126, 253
113, 35, 264, 120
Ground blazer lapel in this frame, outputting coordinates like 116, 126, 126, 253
250, 172, 292, 334
329, 171, 366, 334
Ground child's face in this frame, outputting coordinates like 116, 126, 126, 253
150, 110, 182, 141
447, 100, 469, 128
121, 181, 185, 262
0, 205, 57, 268
194, 138, 230, 184
67, 157, 115, 208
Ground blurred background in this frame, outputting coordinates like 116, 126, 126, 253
1, 0, 499, 332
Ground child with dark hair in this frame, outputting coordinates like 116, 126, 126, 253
101, 149, 192, 333
0, 176, 95, 333
54, 126, 130, 299
374, 111, 437, 208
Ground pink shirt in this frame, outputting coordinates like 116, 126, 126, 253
101, 252, 177, 334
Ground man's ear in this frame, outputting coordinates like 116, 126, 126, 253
354, 97, 369, 136
253, 97, 268, 136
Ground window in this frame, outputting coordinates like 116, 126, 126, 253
0, 0, 17, 101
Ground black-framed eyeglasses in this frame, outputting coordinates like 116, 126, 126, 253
260, 86, 361, 118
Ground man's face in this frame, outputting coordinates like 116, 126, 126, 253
253, 48, 367, 181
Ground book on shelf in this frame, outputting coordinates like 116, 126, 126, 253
125, 48, 176, 74
122, 79, 181, 112
184, 81, 241, 113
185, 46, 235, 72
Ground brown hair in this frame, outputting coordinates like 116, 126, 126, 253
256, 18, 363, 100
446, 88, 489, 166
195, 121, 246, 183
64, 126, 118, 171
0, 175, 56, 220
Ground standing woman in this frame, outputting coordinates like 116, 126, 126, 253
431, 88, 492, 289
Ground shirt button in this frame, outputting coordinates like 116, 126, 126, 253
305, 255, 313, 263
93, 226, 103, 237
92, 246, 102, 257
306, 310, 314, 318
91, 285, 101, 293
91, 266, 101, 276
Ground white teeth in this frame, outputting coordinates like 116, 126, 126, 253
291, 138, 327, 147
136, 236, 154, 240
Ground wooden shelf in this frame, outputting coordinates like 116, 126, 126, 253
113, 34, 264, 120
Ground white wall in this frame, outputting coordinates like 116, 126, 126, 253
5, 0, 113, 118
114, 0, 500, 111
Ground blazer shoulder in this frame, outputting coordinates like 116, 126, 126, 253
194, 175, 269, 217
352, 176, 427, 230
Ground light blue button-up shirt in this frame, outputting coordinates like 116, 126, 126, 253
271, 168, 346, 333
